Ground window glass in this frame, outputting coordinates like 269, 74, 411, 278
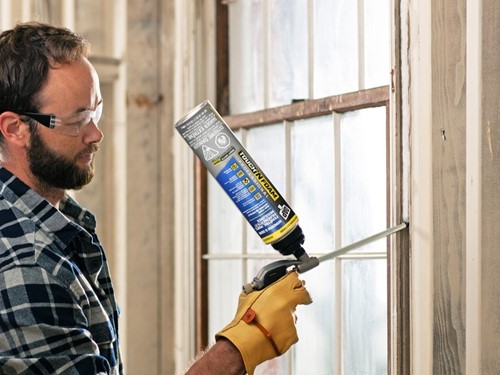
207, 174, 243, 255
229, 0, 265, 114
208, 124, 243, 255
269, 0, 308, 106
291, 116, 335, 251
343, 259, 387, 374
313, 0, 359, 98
289, 116, 337, 374
341, 107, 387, 249
364, 0, 391, 88
245, 124, 286, 255
294, 264, 336, 374
208, 260, 243, 339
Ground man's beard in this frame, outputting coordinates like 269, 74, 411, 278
27, 127, 98, 191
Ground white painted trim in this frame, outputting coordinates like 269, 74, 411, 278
61, 0, 75, 30
334, 112, 342, 250
20, 0, 30, 21
465, 0, 482, 374
407, 0, 434, 373
334, 258, 342, 375
0, 1, 12, 30
173, 134, 196, 374
173, 0, 197, 372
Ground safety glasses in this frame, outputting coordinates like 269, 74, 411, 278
15, 102, 103, 136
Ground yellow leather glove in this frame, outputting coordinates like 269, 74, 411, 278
215, 271, 312, 375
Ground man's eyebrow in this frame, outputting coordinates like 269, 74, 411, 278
74, 99, 103, 114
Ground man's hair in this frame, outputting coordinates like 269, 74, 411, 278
0, 22, 90, 132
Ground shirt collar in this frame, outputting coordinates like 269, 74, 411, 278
0, 167, 96, 240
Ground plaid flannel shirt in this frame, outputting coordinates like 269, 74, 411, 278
0, 167, 122, 374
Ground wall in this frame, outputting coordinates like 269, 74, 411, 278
407, 0, 500, 373
479, 0, 500, 372
124, 0, 177, 373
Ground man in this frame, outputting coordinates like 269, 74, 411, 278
0, 22, 311, 374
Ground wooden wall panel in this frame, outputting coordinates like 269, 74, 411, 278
125, 0, 176, 373
481, 0, 500, 372
158, 0, 177, 372
126, 0, 161, 370
431, 1, 467, 373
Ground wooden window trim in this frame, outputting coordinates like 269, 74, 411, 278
224, 86, 390, 129
194, 160, 208, 353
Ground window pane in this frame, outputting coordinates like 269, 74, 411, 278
208, 260, 243, 339
269, 0, 308, 107
342, 259, 387, 374
244, 124, 286, 254
208, 128, 244, 254
229, 0, 265, 114
294, 264, 336, 375
341, 107, 387, 248
291, 116, 335, 252
363, 0, 391, 88
255, 356, 288, 375
207, 176, 243, 255
313, 0, 359, 98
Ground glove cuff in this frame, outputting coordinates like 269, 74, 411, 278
216, 308, 282, 375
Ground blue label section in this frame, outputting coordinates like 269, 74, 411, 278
216, 157, 286, 239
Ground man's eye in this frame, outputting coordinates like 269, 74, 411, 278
66, 120, 87, 127
62, 114, 90, 127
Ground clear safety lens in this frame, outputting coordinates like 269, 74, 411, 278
52, 102, 103, 136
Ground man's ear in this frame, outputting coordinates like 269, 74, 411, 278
0, 112, 30, 146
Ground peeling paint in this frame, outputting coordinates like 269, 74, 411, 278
128, 94, 163, 109
487, 119, 493, 160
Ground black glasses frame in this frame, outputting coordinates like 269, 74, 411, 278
15, 111, 56, 128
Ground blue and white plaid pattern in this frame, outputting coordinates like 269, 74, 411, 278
0, 167, 122, 374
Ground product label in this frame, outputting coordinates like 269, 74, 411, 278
216, 156, 298, 242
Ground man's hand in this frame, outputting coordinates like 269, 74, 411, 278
216, 271, 312, 375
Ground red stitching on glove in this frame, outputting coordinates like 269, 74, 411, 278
242, 308, 280, 356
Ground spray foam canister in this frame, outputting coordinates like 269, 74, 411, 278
175, 100, 313, 262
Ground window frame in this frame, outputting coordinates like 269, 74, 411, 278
192, 2, 409, 374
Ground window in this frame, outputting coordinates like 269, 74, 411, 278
195, 0, 406, 374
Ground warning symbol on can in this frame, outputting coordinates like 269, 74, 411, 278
202, 145, 219, 160
215, 132, 230, 149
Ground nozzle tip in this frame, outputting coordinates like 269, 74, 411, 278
242, 282, 255, 294
296, 256, 320, 273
